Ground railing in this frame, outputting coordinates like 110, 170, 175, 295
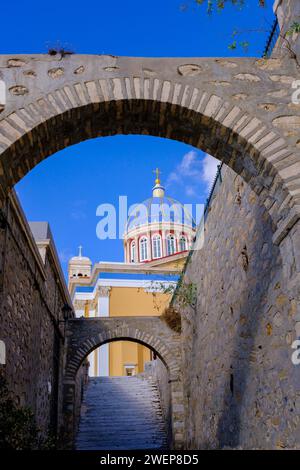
188, 162, 224, 255
263, 18, 280, 58
170, 162, 225, 304
204, 163, 224, 221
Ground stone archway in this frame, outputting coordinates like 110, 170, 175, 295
0, 55, 300, 272
1, 54, 299, 344
63, 316, 183, 449
0, 54, 299, 233
0, 55, 299, 273
0, 52, 300, 449
0, 54, 299, 254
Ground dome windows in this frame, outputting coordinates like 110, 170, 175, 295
166, 234, 176, 256
152, 235, 162, 259
130, 241, 136, 263
139, 237, 148, 262
179, 236, 187, 252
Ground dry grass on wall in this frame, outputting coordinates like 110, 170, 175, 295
160, 306, 181, 333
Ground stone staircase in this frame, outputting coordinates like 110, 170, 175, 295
75, 376, 167, 450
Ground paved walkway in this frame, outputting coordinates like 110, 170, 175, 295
76, 376, 167, 450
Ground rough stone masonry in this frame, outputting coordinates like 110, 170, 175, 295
178, 165, 300, 449
0, 0, 299, 450
0, 191, 77, 439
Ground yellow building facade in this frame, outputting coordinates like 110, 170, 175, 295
68, 172, 195, 376
71, 278, 175, 377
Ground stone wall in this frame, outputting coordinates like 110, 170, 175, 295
74, 361, 89, 435
144, 358, 172, 447
0, 192, 73, 442
179, 165, 299, 449
274, 0, 300, 58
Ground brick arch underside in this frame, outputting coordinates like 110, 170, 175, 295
0, 92, 294, 229
66, 327, 180, 381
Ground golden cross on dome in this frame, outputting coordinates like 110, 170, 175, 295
153, 167, 162, 185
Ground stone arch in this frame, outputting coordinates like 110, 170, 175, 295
0, 55, 299, 241
63, 317, 183, 449
65, 326, 181, 382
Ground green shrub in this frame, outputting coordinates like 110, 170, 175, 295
0, 376, 50, 450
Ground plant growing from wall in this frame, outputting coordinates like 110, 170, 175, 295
283, 22, 300, 67
176, 277, 198, 310
160, 306, 182, 333
0, 376, 56, 450
151, 276, 197, 310
0, 376, 39, 449
151, 275, 197, 333
286, 21, 300, 36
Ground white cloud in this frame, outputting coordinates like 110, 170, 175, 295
202, 154, 220, 190
177, 150, 202, 178
166, 150, 220, 197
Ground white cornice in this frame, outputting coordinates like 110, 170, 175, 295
68, 259, 182, 297
73, 278, 177, 300
124, 221, 195, 240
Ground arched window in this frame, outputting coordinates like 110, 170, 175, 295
152, 234, 162, 259
179, 236, 187, 252
139, 237, 148, 261
166, 234, 176, 256
130, 241, 136, 263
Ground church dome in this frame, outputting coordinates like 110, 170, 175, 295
126, 170, 196, 233
124, 169, 196, 264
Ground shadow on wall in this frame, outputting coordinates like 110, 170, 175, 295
215, 194, 282, 448
180, 168, 290, 450
143, 358, 173, 448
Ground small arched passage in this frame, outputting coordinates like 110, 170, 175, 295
63, 317, 183, 449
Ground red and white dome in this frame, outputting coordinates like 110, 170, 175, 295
124, 170, 196, 264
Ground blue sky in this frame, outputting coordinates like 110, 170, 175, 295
1, 0, 275, 277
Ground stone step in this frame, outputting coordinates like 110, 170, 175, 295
76, 376, 167, 450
